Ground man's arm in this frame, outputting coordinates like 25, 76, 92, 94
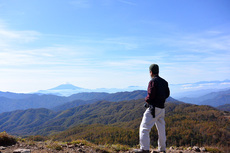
165, 82, 170, 98
145, 80, 156, 103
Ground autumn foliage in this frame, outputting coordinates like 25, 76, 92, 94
51, 103, 230, 149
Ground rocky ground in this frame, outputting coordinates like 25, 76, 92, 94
0, 142, 212, 153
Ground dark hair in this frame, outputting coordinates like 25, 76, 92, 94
149, 64, 159, 74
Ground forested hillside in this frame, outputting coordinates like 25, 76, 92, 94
0, 97, 229, 150
50, 103, 230, 149
0, 97, 177, 136
0, 99, 146, 135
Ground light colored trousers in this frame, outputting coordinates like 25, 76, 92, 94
139, 107, 166, 151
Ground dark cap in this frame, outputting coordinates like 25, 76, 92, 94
149, 64, 159, 74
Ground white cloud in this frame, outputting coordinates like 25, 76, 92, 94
221, 82, 230, 85
0, 29, 40, 44
0, 22, 40, 51
0, 46, 98, 68
0, 23, 98, 68
172, 31, 230, 53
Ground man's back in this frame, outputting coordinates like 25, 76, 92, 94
146, 75, 170, 108
152, 76, 170, 108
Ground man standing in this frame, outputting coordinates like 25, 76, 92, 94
134, 64, 170, 153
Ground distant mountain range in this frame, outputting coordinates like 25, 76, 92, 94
178, 89, 230, 107
0, 90, 161, 113
34, 80, 230, 98
53, 92, 177, 112
0, 84, 230, 114
0, 94, 67, 114
37, 83, 146, 96
217, 104, 230, 112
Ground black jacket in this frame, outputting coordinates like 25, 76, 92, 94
145, 75, 170, 108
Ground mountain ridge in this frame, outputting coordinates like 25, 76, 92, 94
37, 84, 146, 96
1, 88, 229, 113
49, 83, 83, 90
0, 90, 153, 113
178, 89, 230, 106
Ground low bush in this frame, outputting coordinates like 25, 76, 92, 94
46, 140, 63, 151
27, 135, 48, 141
111, 144, 130, 152
206, 147, 222, 153
0, 131, 17, 146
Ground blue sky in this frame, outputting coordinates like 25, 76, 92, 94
0, 0, 229, 93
